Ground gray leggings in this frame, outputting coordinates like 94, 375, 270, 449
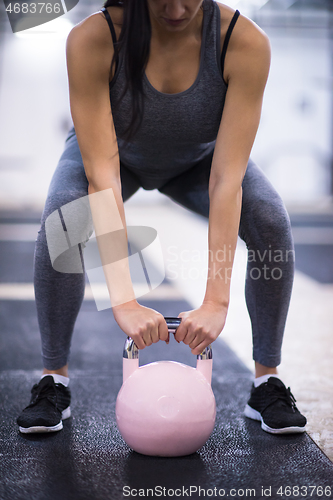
35, 127, 294, 370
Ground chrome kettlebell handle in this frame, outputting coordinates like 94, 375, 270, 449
123, 316, 213, 360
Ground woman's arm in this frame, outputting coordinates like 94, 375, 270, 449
67, 15, 135, 306
66, 13, 120, 189
204, 14, 271, 303
66, 13, 168, 347
175, 13, 271, 354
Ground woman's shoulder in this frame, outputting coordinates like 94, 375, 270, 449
66, 8, 122, 84
215, 1, 270, 82
215, 1, 270, 51
68, 6, 123, 46
98, 5, 123, 26
97, 5, 123, 38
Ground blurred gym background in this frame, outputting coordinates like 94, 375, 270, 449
0, 0, 332, 460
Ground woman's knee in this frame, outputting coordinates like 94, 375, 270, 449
240, 161, 293, 248
251, 194, 290, 236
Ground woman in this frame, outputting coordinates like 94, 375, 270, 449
17, 0, 306, 435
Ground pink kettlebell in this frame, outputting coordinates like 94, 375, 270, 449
116, 317, 216, 457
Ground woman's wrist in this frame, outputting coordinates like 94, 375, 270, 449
112, 299, 140, 312
202, 298, 229, 311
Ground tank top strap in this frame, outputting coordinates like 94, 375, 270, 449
100, 7, 120, 78
220, 9, 240, 82
100, 7, 117, 46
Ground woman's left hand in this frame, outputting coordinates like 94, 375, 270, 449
174, 302, 228, 355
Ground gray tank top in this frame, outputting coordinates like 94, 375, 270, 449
101, 1, 240, 188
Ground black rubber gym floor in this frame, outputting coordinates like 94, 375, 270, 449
1, 215, 333, 500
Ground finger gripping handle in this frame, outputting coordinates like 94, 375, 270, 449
122, 317, 181, 360
122, 316, 213, 360
164, 317, 182, 334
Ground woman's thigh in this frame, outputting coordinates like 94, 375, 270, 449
40, 133, 143, 273
239, 158, 293, 248
48, 131, 142, 206
157, 150, 213, 218
159, 153, 290, 243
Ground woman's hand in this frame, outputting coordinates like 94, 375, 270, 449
174, 302, 228, 355
112, 301, 169, 349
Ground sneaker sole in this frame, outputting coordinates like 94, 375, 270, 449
244, 404, 306, 434
18, 407, 71, 434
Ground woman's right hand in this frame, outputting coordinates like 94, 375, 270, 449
112, 300, 169, 349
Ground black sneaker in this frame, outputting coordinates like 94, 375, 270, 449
244, 376, 307, 434
17, 375, 71, 434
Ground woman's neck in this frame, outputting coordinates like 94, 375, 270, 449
148, 5, 204, 48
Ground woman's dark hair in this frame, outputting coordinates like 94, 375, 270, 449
102, 0, 208, 141
102, 0, 151, 141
